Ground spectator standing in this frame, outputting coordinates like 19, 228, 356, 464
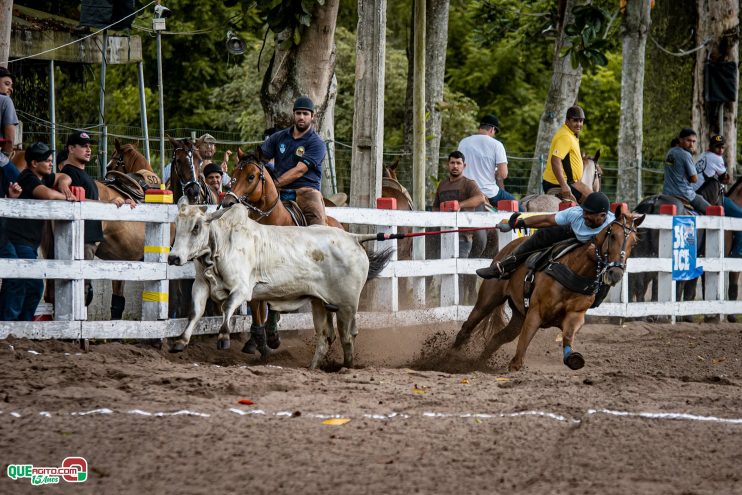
458, 114, 519, 207
60, 130, 134, 305
433, 150, 485, 257
0, 143, 75, 320
203, 162, 223, 197
197, 133, 231, 188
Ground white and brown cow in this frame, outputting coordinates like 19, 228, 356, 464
167, 204, 392, 369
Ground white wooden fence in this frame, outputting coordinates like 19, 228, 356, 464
1, 198, 742, 340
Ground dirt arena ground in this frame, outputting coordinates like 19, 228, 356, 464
1, 320, 742, 495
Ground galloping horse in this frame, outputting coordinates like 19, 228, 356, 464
453, 205, 643, 371
219, 149, 343, 357
520, 150, 602, 212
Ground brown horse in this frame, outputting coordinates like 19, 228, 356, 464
107, 139, 153, 174
218, 149, 343, 357
167, 136, 218, 206
453, 205, 644, 371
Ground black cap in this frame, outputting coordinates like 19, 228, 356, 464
566, 106, 586, 120
203, 163, 223, 177
26, 142, 53, 163
479, 114, 500, 132
581, 192, 610, 214
293, 96, 315, 113
66, 130, 96, 146
711, 134, 725, 147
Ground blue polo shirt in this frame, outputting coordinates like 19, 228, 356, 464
555, 206, 615, 242
260, 126, 325, 191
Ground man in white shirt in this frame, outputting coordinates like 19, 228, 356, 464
693, 134, 729, 192
458, 114, 519, 209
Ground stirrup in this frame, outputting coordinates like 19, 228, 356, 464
476, 259, 513, 280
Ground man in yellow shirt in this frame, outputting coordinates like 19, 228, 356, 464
542, 106, 589, 202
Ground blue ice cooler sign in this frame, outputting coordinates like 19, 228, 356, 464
672, 216, 703, 280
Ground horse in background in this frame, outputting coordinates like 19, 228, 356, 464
520, 150, 602, 212
107, 139, 153, 175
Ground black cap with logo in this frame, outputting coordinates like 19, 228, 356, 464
66, 130, 96, 146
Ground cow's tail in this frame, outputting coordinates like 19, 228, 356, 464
366, 247, 394, 281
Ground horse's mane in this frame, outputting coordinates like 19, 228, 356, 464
238, 152, 277, 182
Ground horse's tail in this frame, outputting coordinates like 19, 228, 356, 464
366, 247, 394, 281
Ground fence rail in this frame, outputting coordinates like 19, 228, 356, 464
1, 199, 741, 340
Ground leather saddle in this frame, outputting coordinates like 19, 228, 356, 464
284, 200, 307, 227
101, 170, 162, 203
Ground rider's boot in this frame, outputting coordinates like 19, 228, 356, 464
476, 254, 519, 280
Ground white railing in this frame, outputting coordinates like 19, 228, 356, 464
1, 198, 742, 340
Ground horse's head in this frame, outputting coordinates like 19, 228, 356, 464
168, 136, 210, 204
581, 149, 602, 192
108, 139, 151, 174
221, 147, 270, 209
595, 203, 644, 286
383, 157, 400, 181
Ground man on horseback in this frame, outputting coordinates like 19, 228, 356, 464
663, 128, 709, 214
476, 192, 614, 280
260, 96, 327, 226
542, 106, 589, 202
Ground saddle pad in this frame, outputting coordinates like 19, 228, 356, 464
132, 169, 162, 190
283, 200, 307, 227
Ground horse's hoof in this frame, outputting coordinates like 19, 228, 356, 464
242, 338, 256, 354
170, 341, 186, 353
217, 339, 230, 351
258, 346, 270, 361
266, 331, 281, 350
564, 351, 585, 370
727, 314, 737, 323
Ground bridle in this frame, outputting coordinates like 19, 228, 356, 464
594, 217, 637, 281
171, 144, 215, 205
223, 157, 279, 219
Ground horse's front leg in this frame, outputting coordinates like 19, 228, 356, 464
170, 278, 209, 353
561, 311, 586, 370
216, 290, 247, 350
508, 309, 543, 372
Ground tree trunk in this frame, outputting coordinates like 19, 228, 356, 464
617, 0, 652, 206
527, 0, 583, 194
412, 0, 426, 210
0, 0, 12, 68
350, 0, 386, 209
424, 0, 450, 203
692, 0, 739, 175
260, 0, 340, 196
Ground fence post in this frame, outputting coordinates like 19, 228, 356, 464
439, 202, 458, 307
705, 205, 725, 320
141, 218, 170, 320
658, 205, 676, 322
374, 198, 398, 312
54, 202, 86, 323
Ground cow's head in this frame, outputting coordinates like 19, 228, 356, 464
168, 202, 212, 266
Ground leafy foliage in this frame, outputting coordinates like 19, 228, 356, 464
561, 5, 613, 69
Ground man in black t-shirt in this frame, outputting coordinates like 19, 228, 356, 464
0, 142, 75, 321
60, 130, 134, 305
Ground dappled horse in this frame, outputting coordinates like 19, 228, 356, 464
453, 204, 643, 371
520, 150, 602, 212
219, 149, 343, 357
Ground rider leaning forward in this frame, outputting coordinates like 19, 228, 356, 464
542, 105, 590, 202
476, 192, 614, 280
260, 96, 327, 226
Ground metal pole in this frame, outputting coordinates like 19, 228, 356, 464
137, 61, 151, 163
156, 29, 166, 176
49, 60, 56, 171
98, 30, 108, 177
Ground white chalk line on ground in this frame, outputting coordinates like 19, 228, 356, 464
3, 407, 742, 426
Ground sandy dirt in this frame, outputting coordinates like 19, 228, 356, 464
1, 320, 742, 495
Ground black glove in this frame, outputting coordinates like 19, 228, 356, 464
508, 212, 526, 230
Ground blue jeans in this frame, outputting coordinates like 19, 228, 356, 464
0, 242, 43, 321
723, 196, 742, 257
489, 189, 525, 212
